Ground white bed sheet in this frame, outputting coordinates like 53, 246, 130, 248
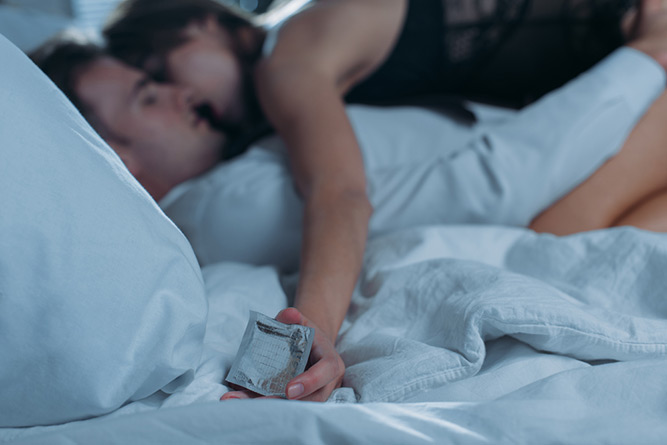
4, 225, 667, 443
9, 360, 667, 444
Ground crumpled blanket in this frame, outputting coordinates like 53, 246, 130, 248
5, 225, 667, 444
335, 226, 667, 402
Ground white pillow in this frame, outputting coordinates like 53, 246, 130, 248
0, 34, 208, 427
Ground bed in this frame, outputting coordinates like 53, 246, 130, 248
1, 32, 667, 444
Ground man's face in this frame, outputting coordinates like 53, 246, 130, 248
75, 56, 226, 197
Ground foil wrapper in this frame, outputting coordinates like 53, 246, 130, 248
225, 311, 314, 397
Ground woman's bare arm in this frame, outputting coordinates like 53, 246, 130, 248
253, 0, 407, 401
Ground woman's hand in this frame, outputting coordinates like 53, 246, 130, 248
220, 308, 344, 402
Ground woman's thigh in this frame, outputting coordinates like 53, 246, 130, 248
530, 90, 667, 235
613, 189, 667, 231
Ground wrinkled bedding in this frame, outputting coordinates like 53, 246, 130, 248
4, 225, 667, 444
337, 225, 667, 402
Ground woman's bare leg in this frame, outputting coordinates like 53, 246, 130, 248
530, 0, 667, 235
530, 90, 667, 234
613, 189, 667, 231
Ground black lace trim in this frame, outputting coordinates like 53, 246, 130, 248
443, 0, 636, 72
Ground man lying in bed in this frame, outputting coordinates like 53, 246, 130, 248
32, 18, 667, 402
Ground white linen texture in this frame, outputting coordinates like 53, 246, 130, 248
335, 225, 667, 402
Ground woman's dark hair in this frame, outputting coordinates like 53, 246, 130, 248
104, 0, 258, 71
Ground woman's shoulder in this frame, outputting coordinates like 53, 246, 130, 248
258, 0, 407, 80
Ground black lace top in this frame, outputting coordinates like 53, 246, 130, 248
346, 0, 637, 107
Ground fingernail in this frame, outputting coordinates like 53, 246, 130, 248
287, 383, 304, 399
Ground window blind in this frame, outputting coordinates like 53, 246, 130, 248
71, 0, 267, 31
72, 0, 123, 30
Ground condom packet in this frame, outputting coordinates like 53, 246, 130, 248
225, 311, 314, 397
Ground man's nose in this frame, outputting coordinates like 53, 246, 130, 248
174, 85, 196, 109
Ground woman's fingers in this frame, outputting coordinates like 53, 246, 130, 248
275, 307, 304, 326
295, 381, 339, 402
220, 389, 282, 401
286, 354, 344, 400
275, 308, 345, 400
220, 390, 254, 400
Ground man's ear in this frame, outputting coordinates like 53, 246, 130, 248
108, 140, 142, 178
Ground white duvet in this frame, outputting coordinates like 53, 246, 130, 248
337, 225, 667, 403
5, 225, 667, 444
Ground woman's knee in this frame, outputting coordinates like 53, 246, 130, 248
612, 189, 667, 232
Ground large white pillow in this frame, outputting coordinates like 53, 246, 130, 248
0, 34, 208, 427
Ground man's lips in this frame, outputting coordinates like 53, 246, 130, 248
194, 103, 217, 125
194, 103, 236, 133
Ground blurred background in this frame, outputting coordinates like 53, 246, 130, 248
0, 0, 278, 53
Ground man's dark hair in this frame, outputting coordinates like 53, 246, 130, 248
30, 34, 119, 141
31, 34, 104, 115
104, 0, 257, 73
